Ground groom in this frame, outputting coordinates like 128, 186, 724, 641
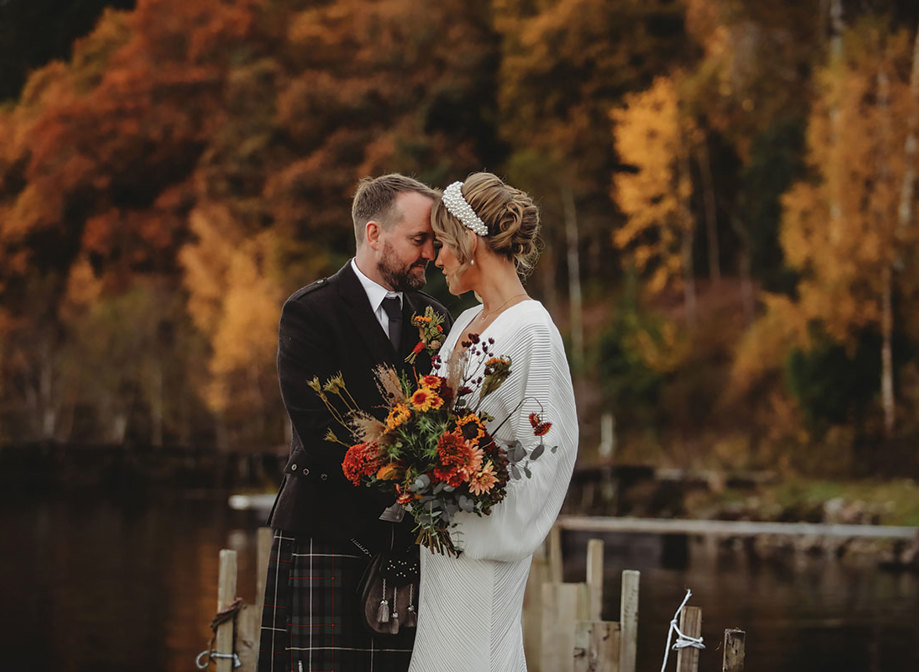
257, 174, 452, 672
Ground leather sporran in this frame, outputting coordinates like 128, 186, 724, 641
355, 546, 420, 635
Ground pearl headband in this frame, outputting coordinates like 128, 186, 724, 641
442, 181, 489, 237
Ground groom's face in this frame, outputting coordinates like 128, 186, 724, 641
376, 192, 436, 291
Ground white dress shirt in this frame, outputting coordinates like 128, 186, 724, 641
350, 258, 403, 341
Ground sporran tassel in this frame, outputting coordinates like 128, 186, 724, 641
377, 578, 390, 624
404, 584, 417, 628
389, 586, 400, 634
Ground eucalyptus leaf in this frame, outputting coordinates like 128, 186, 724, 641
523, 466, 532, 478
530, 443, 545, 460
458, 495, 474, 512
550, 445, 558, 453
510, 464, 521, 480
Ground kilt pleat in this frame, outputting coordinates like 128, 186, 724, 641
257, 530, 415, 672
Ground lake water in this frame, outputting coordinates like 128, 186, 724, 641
2, 493, 917, 672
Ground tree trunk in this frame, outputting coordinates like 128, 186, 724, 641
696, 137, 721, 283
562, 184, 584, 370
897, 21, 919, 245
151, 358, 164, 446
39, 343, 56, 440
881, 264, 895, 436
678, 152, 697, 326
876, 63, 896, 437
827, 0, 845, 245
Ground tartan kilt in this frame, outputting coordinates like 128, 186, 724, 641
257, 530, 415, 672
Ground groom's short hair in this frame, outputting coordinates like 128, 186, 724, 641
352, 174, 438, 245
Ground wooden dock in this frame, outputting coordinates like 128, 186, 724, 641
556, 515, 918, 539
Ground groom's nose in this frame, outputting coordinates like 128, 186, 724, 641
421, 237, 435, 261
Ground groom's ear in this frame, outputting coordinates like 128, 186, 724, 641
365, 220, 382, 250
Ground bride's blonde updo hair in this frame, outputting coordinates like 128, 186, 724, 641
431, 172, 540, 277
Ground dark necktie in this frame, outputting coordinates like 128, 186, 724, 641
381, 296, 402, 351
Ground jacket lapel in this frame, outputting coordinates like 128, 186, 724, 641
333, 262, 398, 366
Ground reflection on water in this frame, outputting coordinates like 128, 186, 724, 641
2, 497, 917, 672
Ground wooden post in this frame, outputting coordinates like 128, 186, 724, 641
549, 524, 564, 584
541, 582, 588, 672
586, 539, 604, 621
257, 527, 273, 612
618, 570, 639, 672
234, 529, 274, 672
675, 606, 703, 672
216, 549, 238, 672
722, 629, 745, 672
524, 550, 551, 672
574, 621, 620, 672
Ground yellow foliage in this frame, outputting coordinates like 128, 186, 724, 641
730, 293, 807, 398
180, 205, 283, 412
611, 75, 695, 294
778, 24, 914, 344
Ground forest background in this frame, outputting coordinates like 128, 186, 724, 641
3, 0, 919, 495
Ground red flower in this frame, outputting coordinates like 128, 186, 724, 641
342, 442, 382, 486
533, 422, 552, 437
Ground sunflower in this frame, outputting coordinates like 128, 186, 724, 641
385, 403, 412, 431
454, 412, 486, 441
410, 387, 444, 412
419, 374, 443, 390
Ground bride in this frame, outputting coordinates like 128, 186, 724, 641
409, 173, 578, 671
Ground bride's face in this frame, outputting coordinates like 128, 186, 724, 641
434, 238, 473, 295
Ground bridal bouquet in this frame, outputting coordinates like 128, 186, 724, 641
310, 335, 554, 556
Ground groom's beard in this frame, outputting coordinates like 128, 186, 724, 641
379, 244, 427, 291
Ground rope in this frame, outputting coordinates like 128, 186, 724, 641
195, 598, 245, 669
659, 589, 705, 672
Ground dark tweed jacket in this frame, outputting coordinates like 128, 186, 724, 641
266, 261, 452, 551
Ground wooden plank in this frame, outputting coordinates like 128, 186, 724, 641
574, 621, 620, 672
586, 539, 604, 621
541, 583, 580, 672
549, 524, 564, 583
556, 515, 917, 539
722, 629, 745, 672
618, 570, 639, 672
216, 549, 238, 672
675, 606, 702, 672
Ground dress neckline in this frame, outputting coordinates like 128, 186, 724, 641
445, 299, 537, 365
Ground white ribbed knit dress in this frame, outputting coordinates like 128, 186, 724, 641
408, 300, 578, 672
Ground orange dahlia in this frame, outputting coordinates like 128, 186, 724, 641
469, 461, 499, 495
433, 433, 483, 486
376, 462, 406, 481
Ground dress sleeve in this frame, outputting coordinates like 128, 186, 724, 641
451, 314, 579, 562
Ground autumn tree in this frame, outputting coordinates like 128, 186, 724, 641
611, 75, 698, 323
